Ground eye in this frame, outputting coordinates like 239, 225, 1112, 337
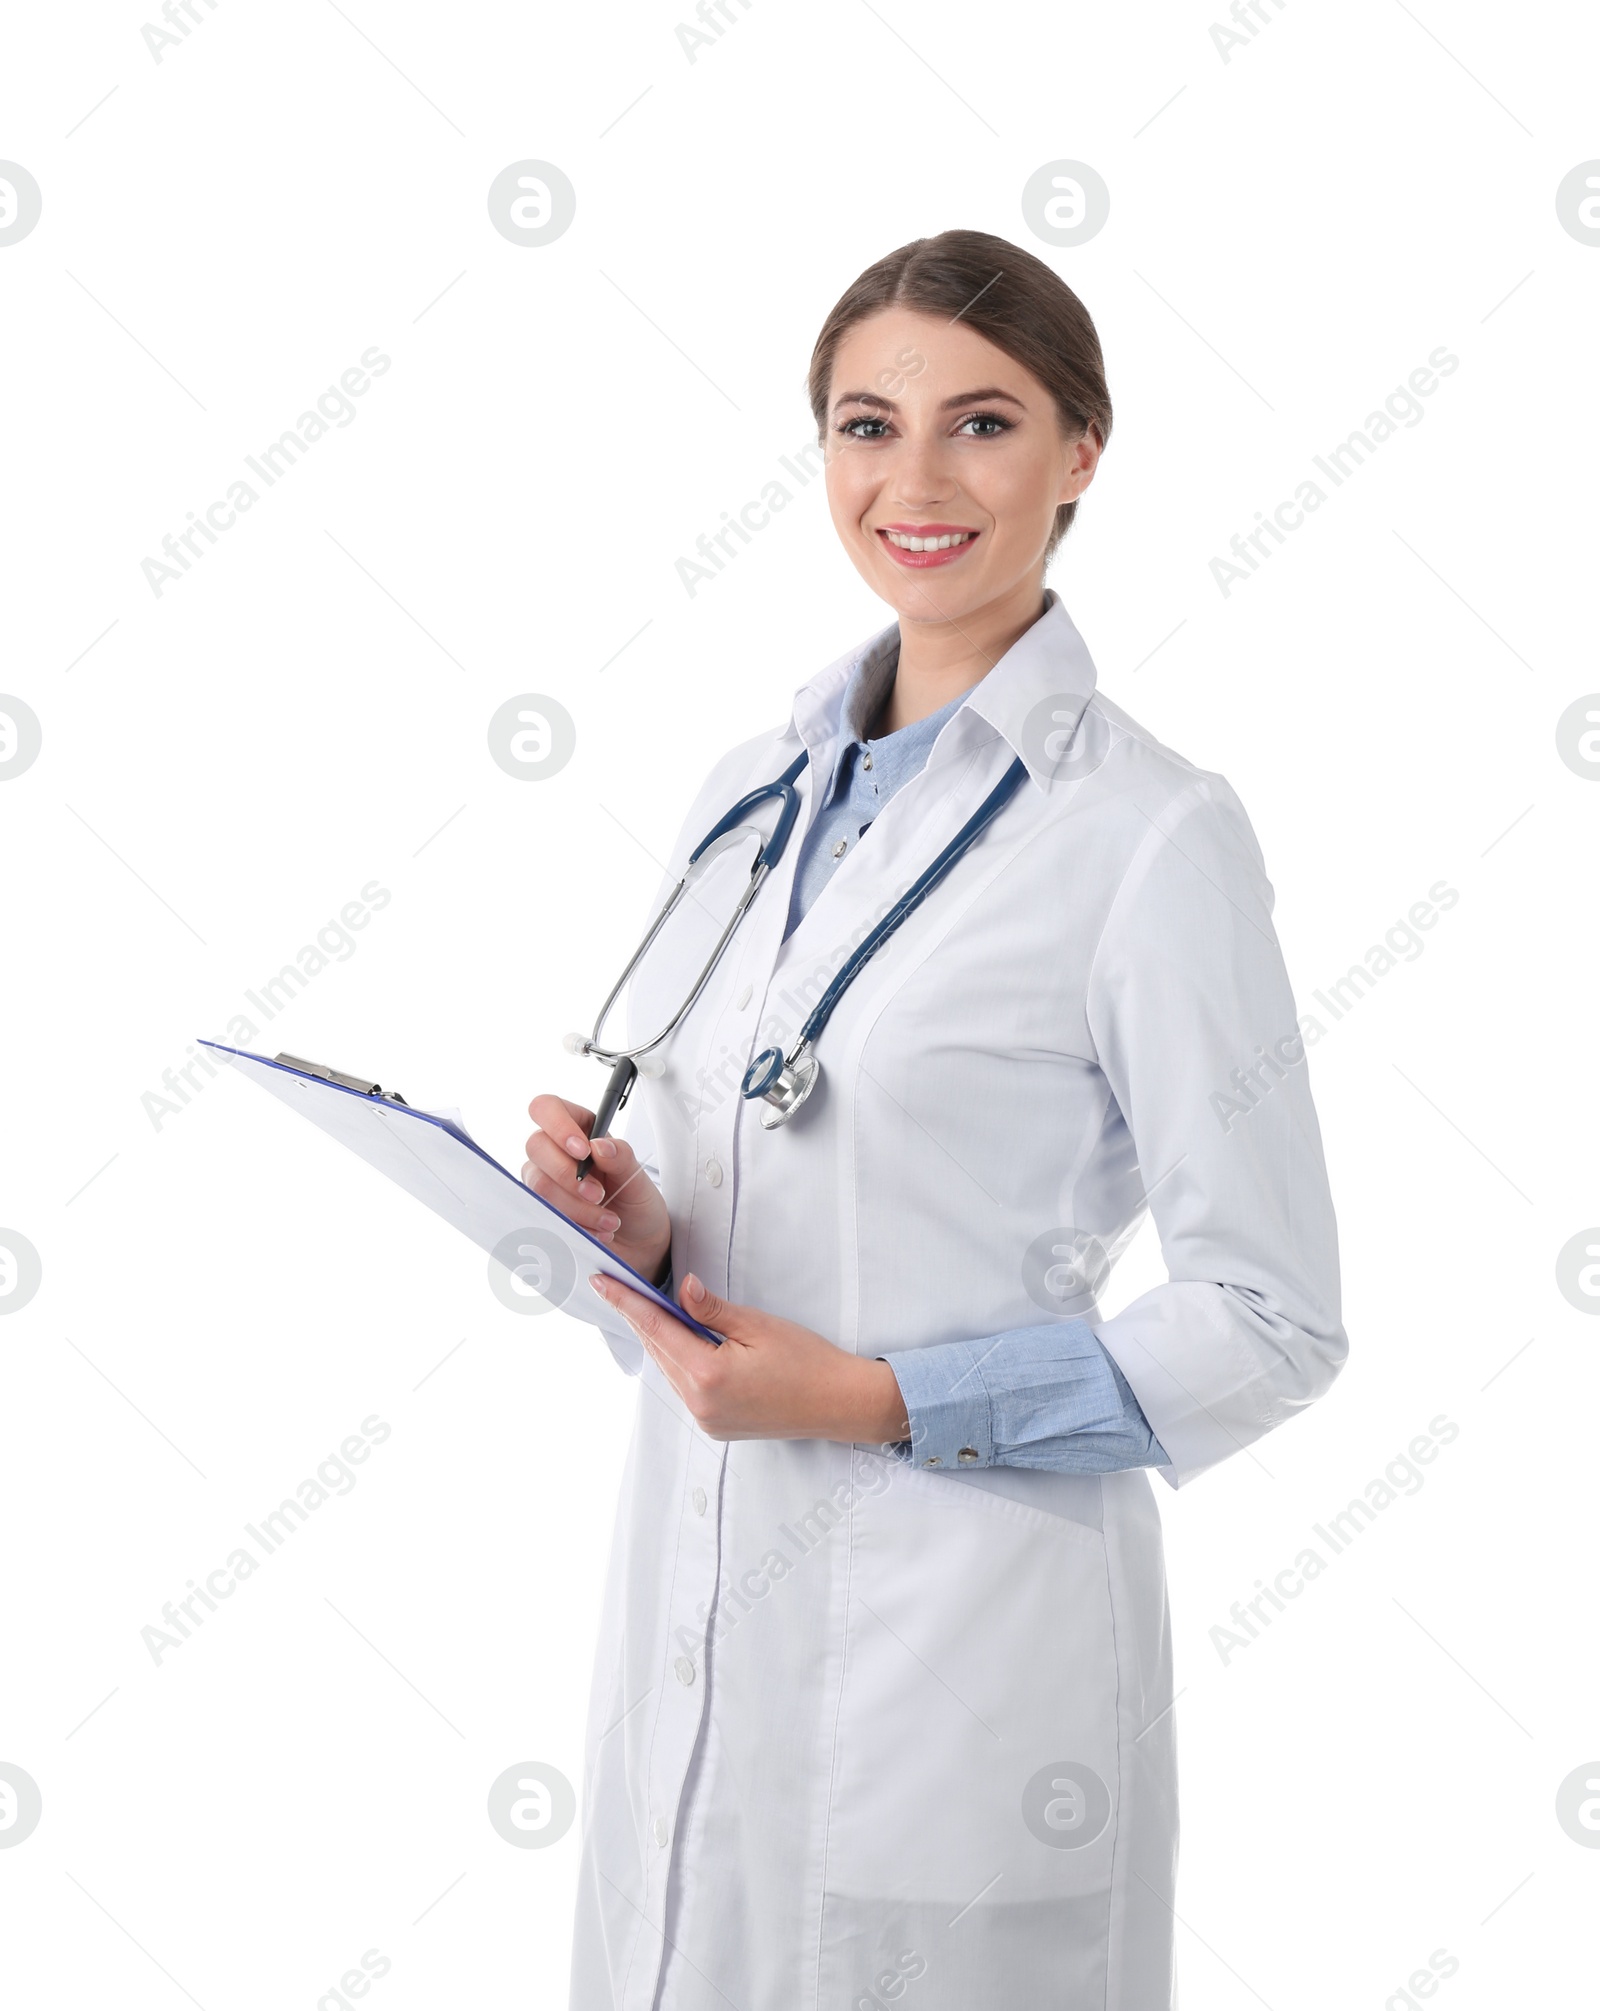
837, 413, 891, 439
955, 410, 1015, 437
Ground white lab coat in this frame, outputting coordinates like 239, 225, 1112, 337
569, 592, 1345, 2010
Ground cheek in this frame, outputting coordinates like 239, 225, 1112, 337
974, 447, 1064, 541
824, 461, 876, 536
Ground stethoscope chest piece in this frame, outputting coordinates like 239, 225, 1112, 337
741, 1043, 821, 1129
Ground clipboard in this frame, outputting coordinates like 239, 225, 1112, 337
198, 1041, 717, 1341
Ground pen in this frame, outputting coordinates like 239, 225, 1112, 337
575, 1055, 637, 1183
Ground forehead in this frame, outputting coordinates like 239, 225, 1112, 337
828, 307, 1039, 402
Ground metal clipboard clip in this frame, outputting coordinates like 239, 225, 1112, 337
273, 1053, 408, 1105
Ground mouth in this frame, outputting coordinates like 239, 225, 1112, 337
875, 524, 981, 569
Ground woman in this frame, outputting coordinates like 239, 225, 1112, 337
524, 229, 1346, 2010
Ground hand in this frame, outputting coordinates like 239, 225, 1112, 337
522, 1093, 671, 1284
588, 1272, 911, 1446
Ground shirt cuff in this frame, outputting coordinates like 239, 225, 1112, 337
879, 1338, 997, 1469
880, 1320, 1171, 1474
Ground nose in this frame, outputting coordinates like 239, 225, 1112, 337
889, 431, 958, 513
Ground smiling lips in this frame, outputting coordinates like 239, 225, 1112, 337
876, 523, 980, 568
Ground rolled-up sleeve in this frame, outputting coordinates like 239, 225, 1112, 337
1083, 776, 1347, 1487
882, 1320, 1170, 1473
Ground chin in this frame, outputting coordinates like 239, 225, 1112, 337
872, 568, 990, 619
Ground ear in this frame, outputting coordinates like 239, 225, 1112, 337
1057, 426, 1102, 505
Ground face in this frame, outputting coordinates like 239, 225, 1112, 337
822, 307, 1100, 630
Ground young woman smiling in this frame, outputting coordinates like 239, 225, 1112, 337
525, 229, 1345, 2009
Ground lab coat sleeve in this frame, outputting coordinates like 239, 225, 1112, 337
1083, 773, 1347, 1488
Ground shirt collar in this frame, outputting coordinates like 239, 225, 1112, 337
838, 636, 900, 743
786, 589, 1100, 795
812, 645, 961, 806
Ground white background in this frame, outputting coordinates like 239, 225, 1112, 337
2, 0, 1597, 2004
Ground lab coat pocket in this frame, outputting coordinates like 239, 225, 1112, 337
819, 1458, 1126, 2001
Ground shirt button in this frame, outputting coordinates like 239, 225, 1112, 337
957, 1448, 980, 1464
831, 838, 848, 860
734, 984, 752, 1009
705, 1159, 723, 1188
922, 1456, 942, 1468
691, 1486, 707, 1515
861, 751, 874, 771
674, 1655, 696, 1686
653, 1817, 669, 1847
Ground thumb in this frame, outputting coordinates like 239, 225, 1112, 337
680, 1273, 755, 1340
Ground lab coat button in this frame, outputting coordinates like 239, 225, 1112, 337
957, 1447, 980, 1464
652, 1817, 669, 1847
691, 1486, 707, 1515
674, 1655, 696, 1686
705, 1159, 724, 1188
734, 984, 752, 1009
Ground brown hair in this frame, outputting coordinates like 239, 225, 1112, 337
807, 228, 1113, 557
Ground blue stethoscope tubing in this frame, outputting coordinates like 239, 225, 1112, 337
570, 742, 1028, 1156
739, 752, 1028, 1124
569, 749, 810, 1172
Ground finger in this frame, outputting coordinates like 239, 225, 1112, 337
527, 1094, 598, 1159
523, 1130, 644, 1214
583, 1132, 634, 1172
568, 1133, 643, 1190
520, 1169, 621, 1239
678, 1274, 753, 1341
590, 1275, 716, 1373
521, 1130, 611, 1208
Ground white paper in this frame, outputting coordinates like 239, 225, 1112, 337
199, 1041, 712, 1337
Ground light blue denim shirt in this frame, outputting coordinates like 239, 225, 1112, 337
787, 643, 1170, 1474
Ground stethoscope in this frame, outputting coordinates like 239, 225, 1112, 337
566, 742, 1027, 1172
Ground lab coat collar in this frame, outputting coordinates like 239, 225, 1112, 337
786, 622, 898, 774
960, 588, 1100, 791
784, 588, 1099, 796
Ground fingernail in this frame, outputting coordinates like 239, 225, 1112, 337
598, 1212, 621, 1234
683, 1273, 704, 1302
566, 1134, 588, 1156
588, 1274, 611, 1298
593, 1137, 617, 1160
580, 1177, 604, 1200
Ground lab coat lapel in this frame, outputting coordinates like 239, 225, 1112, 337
767, 589, 1103, 987
719, 621, 900, 1027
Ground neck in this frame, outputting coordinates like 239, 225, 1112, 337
876, 576, 1049, 734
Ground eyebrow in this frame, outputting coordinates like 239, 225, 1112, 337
830, 385, 1030, 416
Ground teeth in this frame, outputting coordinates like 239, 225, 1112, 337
884, 530, 974, 552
